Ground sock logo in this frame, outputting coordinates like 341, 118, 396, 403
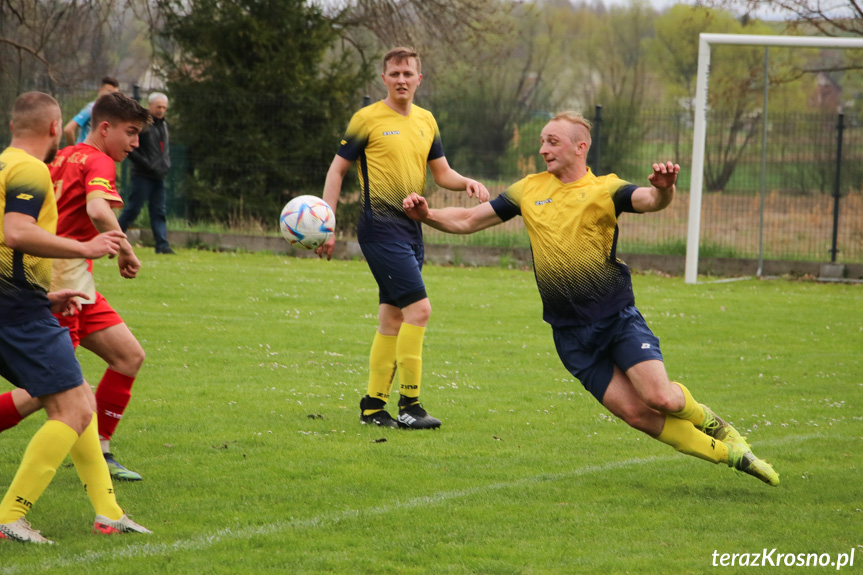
15, 496, 33, 509
103, 410, 123, 419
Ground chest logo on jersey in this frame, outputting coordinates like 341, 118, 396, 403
16, 193, 34, 200
383, 131, 400, 136
535, 198, 553, 206
88, 178, 114, 192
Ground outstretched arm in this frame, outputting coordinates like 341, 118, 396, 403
630, 161, 680, 213
4, 212, 124, 259
403, 193, 502, 234
427, 157, 490, 203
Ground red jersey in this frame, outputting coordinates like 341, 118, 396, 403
48, 143, 124, 242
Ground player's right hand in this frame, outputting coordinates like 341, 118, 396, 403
315, 235, 335, 261
82, 230, 125, 259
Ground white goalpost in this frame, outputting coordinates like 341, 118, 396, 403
686, 33, 863, 284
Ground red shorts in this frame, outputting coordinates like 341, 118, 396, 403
55, 292, 124, 348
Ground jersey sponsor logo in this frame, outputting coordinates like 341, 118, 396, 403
15, 193, 34, 201
641, 343, 651, 349
382, 131, 400, 136
535, 198, 553, 206
88, 177, 114, 192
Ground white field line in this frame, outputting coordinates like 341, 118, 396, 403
0, 433, 828, 573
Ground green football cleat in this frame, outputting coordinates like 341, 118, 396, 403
725, 436, 780, 487
699, 404, 745, 444
104, 452, 143, 482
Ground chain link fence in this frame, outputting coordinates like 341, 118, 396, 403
2, 87, 860, 264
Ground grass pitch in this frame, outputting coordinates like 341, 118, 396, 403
1, 250, 860, 574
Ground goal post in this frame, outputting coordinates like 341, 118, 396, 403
686, 33, 863, 284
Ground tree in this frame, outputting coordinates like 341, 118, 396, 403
153, 0, 369, 224
577, 1, 659, 175
423, 2, 555, 181
701, 1, 863, 38
0, 0, 117, 90
653, 5, 780, 191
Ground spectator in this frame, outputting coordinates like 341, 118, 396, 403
118, 92, 174, 254
63, 76, 120, 146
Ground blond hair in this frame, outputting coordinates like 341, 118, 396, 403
552, 111, 592, 146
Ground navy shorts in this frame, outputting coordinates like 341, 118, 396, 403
0, 314, 84, 398
360, 241, 428, 308
553, 305, 663, 403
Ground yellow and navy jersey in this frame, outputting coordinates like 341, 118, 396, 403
0, 147, 56, 324
490, 169, 639, 328
337, 100, 444, 243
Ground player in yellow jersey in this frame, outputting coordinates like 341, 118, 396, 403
0, 92, 151, 544
402, 111, 779, 486
317, 47, 489, 429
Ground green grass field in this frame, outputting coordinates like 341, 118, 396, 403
1, 250, 861, 574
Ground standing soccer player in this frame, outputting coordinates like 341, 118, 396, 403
402, 111, 779, 486
0, 92, 150, 544
316, 47, 489, 429
0, 92, 151, 481
50, 91, 151, 480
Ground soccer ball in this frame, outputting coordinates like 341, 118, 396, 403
279, 196, 335, 250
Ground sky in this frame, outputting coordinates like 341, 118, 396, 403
601, 0, 798, 20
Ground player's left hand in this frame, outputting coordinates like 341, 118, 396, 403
118, 250, 141, 279
648, 161, 680, 191
403, 193, 430, 221
465, 179, 490, 203
48, 289, 88, 316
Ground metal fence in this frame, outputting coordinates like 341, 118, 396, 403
1, 87, 860, 264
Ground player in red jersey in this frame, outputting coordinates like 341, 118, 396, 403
0, 92, 151, 482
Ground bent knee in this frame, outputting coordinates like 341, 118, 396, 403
641, 389, 681, 414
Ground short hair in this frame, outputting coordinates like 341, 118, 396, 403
383, 47, 421, 74
11, 91, 60, 136
101, 76, 120, 89
552, 111, 592, 146
92, 91, 152, 128
148, 92, 168, 104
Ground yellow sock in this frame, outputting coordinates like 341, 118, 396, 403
366, 331, 398, 410
656, 416, 729, 464
669, 382, 705, 427
69, 413, 123, 520
0, 419, 78, 523
396, 323, 425, 401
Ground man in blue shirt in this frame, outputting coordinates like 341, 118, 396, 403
63, 76, 119, 146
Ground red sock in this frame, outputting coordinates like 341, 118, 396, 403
94, 369, 135, 440
0, 391, 23, 432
